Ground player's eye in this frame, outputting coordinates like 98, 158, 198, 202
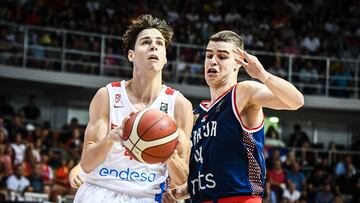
142, 40, 151, 45
218, 55, 228, 60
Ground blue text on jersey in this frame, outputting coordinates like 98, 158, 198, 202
99, 167, 156, 182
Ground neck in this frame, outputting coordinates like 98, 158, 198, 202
209, 82, 235, 103
127, 73, 163, 106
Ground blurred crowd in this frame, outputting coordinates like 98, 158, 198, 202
264, 125, 360, 203
0, 0, 359, 98
1, 94, 360, 202
1, 0, 359, 57
0, 95, 83, 201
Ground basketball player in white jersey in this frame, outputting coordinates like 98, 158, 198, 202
73, 14, 193, 203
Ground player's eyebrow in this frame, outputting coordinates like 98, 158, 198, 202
139, 36, 165, 41
205, 49, 230, 54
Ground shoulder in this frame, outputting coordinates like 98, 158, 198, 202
174, 92, 192, 110
174, 93, 193, 126
88, 87, 109, 116
91, 87, 109, 104
236, 80, 263, 92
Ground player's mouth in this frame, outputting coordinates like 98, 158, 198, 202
207, 68, 219, 75
148, 55, 159, 61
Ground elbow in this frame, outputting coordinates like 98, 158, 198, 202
292, 94, 304, 110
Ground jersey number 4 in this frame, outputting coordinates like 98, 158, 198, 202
194, 146, 203, 163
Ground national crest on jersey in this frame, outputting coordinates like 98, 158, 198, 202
188, 85, 265, 202
83, 80, 178, 202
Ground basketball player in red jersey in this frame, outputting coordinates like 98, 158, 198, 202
163, 31, 304, 203
73, 14, 193, 203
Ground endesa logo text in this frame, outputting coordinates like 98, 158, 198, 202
99, 167, 156, 182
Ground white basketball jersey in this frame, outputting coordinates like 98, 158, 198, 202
83, 80, 178, 200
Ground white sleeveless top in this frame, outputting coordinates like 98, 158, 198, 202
84, 80, 178, 198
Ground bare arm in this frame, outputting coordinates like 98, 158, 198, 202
235, 48, 304, 110
166, 93, 193, 187
80, 87, 121, 173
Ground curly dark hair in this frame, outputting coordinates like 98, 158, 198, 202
209, 30, 244, 50
122, 14, 174, 55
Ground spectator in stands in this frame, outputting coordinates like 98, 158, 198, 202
0, 116, 8, 140
104, 47, 119, 76
288, 124, 310, 148
268, 60, 287, 80
0, 160, 7, 200
0, 144, 13, 176
336, 164, 358, 202
7, 114, 27, 139
61, 117, 79, 144
283, 150, 296, 170
268, 159, 287, 201
39, 153, 54, 185
20, 95, 41, 121
315, 183, 334, 203
267, 149, 283, 170
301, 31, 320, 55
0, 96, 14, 117
298, 140, 315, 167
330, 63, 353, 98
22, 144, 37, 177
28, 164, 44, 193
6, 164, 30, 195
335, 155, 356, 177
298, 61, 321, 95
265, 125, 285, 147
307, 168, 328, 203
65, 128, 83, 159
0, 128, 8, 145
286, 162, 306, 192
53, 159, 74, 199
282, 181, 301, 203
11, 132, 26, 165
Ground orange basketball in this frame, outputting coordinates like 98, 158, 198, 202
122, 108, 178, 164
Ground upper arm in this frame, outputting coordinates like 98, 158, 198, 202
239, 81, 289, 110
173, 93, 193, 163
82, 87, 110, 153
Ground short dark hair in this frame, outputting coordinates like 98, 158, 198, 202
122, 14, 174, 54
209, 30, 244, 49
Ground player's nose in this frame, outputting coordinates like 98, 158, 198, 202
150, 42, 158, 51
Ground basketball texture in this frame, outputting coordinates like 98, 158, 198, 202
122, 108, 178, 164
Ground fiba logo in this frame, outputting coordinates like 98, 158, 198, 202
115, 94, 121, 103
114, 94, 123, 108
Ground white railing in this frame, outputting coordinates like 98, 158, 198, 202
1, 21, 359, 99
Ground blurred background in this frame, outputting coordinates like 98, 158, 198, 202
0, 0, 359, 202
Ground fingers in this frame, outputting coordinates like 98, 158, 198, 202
71, 175, 84, 189
233, 48, 248, 67
162, 189, 177, 203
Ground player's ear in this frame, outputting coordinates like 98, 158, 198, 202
236, 55, 245, 70
128, 50, 134, 62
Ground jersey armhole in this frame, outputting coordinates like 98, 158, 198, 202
231, 84, 264, 133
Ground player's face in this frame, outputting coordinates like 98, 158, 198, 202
128, 28, 167, 72
204, 41, 241, 86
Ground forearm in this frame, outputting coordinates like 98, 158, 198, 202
260, 71, 304, 109
167, 158, 189, 186
81, 136, 114, 173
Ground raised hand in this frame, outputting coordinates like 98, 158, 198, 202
234, 48, 269, 82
